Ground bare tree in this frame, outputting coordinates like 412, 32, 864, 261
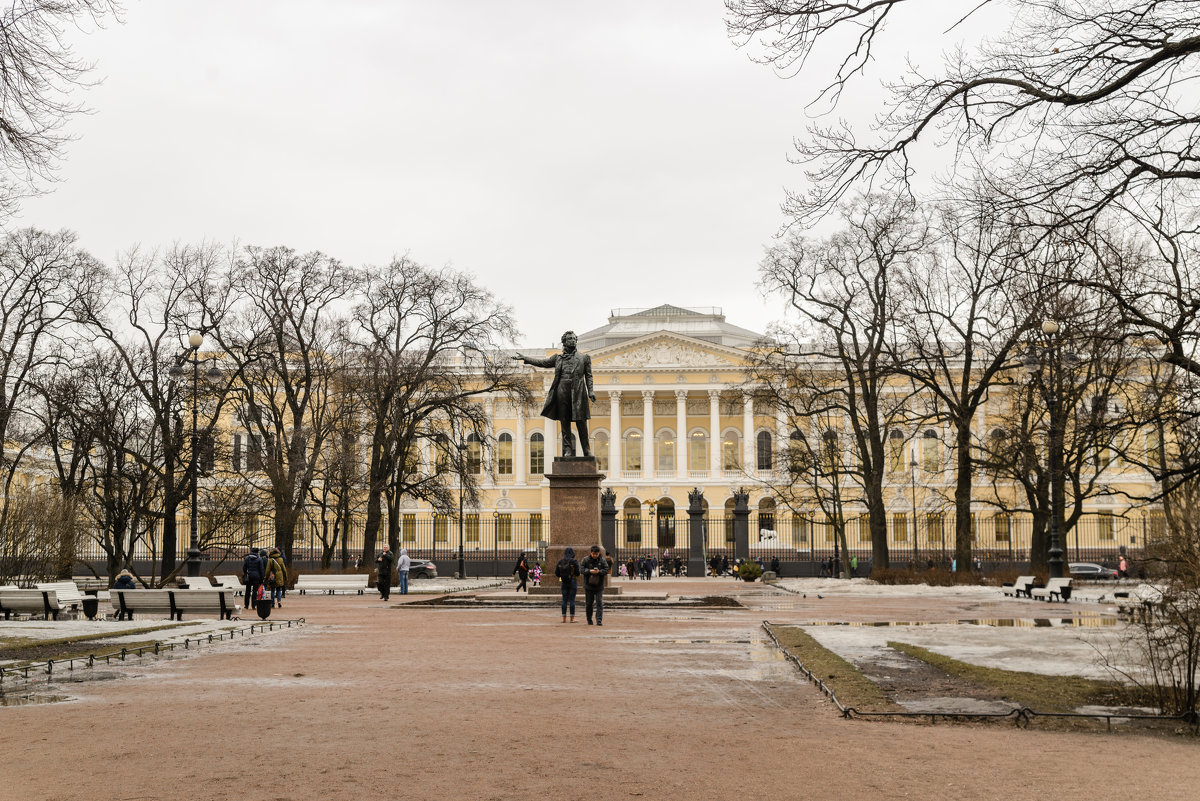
0, 1, 121, 206
891, 197, 1036, 574
0, 228, 97, 535
726, 1, 1200, 226
756, 195, 924, 573
75, 242, 236, 582
206, 245, 359, 564
346, 258, 528, 568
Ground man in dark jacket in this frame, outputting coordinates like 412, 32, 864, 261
242, 549, 264, 610
580, 545, 609, 626
376, 546, 394, 601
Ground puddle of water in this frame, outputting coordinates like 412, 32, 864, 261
0, 693, 71, 707
796, 616, 1118, 628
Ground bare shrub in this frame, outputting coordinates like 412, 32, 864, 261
0, 486, 80, 583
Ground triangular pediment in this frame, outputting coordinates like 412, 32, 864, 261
588, 332, 749, 370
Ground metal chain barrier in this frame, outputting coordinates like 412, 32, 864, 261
0, 618, 306, 686
761, 621, 1199, 733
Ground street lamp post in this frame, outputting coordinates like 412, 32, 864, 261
1024, 319, 1067, 579
169, 332, 223, 578
909, 458, 920, 569
457, 439, 466, 580
821, 429, 844, 578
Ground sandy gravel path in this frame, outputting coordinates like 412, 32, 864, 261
1, 586, 1196, 801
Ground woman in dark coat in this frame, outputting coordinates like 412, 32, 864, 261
514, 552, 530, 593
555, 547, 579, 623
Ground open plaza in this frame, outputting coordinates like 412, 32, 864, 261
1, 575, 1198, 801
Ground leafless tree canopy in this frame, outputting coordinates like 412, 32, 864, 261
0, 1, 120, 202
727, 1, 1200, 225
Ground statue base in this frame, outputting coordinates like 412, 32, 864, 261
543, 457, 605, 588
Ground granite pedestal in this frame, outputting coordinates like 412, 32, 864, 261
530, 457, 621, 595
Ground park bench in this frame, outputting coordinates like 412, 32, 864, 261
1002, 576, 1036, 598
0, 588, 66, 620
294, 574, 368, 595
1115, 586, 1163, 621
214, 575, 244, 591
35, 581, 87, 614
1030, 577, 1073, 602
180, 576, 214, 589
110, 588, 241, 621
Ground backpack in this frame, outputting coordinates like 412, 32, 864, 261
557, 559, 575, 581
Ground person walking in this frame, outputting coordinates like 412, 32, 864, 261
514, 551, 530, 593
265, 547, 288, 608
581, 545, 609, 626
1118, 554, 1129, 579
376, 545, 394, 601
555, 547, 579, 623
397, 548, 411, 594
531, 562, 542, 587
242, 548, 264, 611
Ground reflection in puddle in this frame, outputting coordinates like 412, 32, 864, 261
0, 693, 71, 707
800, 616, 1118, 628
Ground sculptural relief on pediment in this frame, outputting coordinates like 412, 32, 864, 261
595, 340, 741, 370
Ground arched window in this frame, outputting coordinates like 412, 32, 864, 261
788, 430, 808, 475
466, 433, 482, 474
434, 433, 450, 474
624, 430, 642, 471
756, 430, 773, 471
656, 429, 675, 472
888, 429, 905, 473
688, 430, 707, 471
921, 429, 939, 473
593, 430, 609, 471
722, 431, 740, 471
623, 497, 642, 543
529, 432, 544, 475
496, 432, 513, 475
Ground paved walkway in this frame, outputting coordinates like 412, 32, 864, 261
0, 578, 1195, 801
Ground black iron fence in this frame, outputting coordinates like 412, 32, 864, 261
75, 509, 1159, 573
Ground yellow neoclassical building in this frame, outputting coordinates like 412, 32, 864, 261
393, 304, 1162, 568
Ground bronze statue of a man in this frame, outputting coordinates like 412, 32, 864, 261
514, 330, 595, 458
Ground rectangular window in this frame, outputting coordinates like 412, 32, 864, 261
496, 513, 512, 542
724, 515, 736, 544
624, 434, 642, 471
433, 515, 448, 543
1098, 512, 1115, 541
794, 514, 809, 544
888, 436, 904, 473
529, 513, 543, 542
858, 516, 871, 543
497, 437, 513, 475
232, 433, 242, 472
893, 513, 908, 543
402, 514, 416, 542
465, 514, 480, 543
927, 513, 944, 548
529, 436, 544, 475
824, 519, 836, 543
1148, 512, 1165, 543
995, 514, 1011, 543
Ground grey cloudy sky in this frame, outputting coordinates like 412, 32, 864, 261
15, 0, 965, 348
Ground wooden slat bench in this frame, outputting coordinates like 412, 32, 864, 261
214, 575, 244, 591
1030, 577, 1073, 602
1002, 576, 1036, 598
110, 588, 241, 621
294, 574, 368, 595
35, 581, 87, 614
180, 576, 214, 589
0, 589, 65, 620
1115, 586, 1163, 621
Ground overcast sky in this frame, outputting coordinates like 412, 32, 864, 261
15, 0, 968, 348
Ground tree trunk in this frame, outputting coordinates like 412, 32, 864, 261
867, 469, 889, 571
953, 424, 974, 580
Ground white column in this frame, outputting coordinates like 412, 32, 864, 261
675, 389, 687, 478
742, 393, 754, 473
708, 390, 721, 475
609, 391, 621, 474
775, 402, 787, 476
483, 398, 495, 486
642, 390, 654, 479
515, 405, 526, 484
